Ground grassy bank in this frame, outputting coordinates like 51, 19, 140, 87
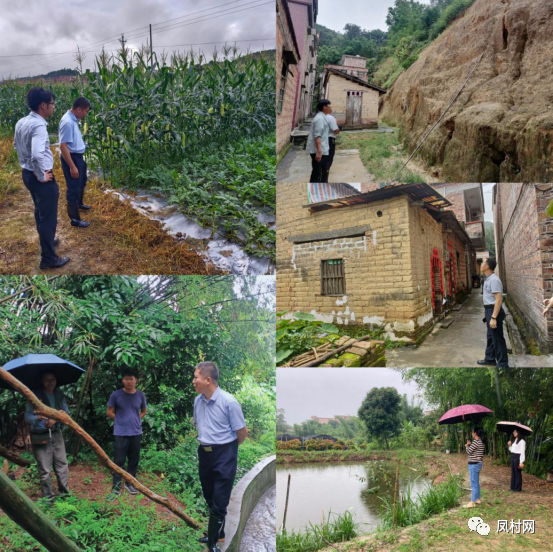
337, 130, 435, 183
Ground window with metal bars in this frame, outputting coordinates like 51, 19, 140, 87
277, 64, 287, 114
321, 259, 346, 296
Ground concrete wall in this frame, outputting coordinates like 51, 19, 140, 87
276, 0, 300, 157
325, 73, 379, 128
222, 455, 276, 552
276, 184, 456, 341
495, 184, 553, 353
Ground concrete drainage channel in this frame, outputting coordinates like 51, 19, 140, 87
222, 455, 276, 552
106, 189, 275, 275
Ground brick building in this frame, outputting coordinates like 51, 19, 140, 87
276, 183, 478, 342
493, 184, 553, 353
289, 0, 319, 128
277, 0, 300, 157
311, 415, 353, 425
320, 56, 386, 129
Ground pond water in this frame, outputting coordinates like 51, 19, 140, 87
240, 485, 276, 552
276, 462, 431, 533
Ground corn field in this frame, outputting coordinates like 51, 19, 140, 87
0, 46, 276, 184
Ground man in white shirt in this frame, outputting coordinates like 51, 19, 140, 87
14, 87, 70, 270
306, 100, 332, 183
325, 113, 340, 178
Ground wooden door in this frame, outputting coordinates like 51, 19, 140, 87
346, 91, 362, 126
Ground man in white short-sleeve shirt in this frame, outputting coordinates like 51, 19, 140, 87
325, 113, 340, 178
478, 258, 509, 368
193, 362, 248, 552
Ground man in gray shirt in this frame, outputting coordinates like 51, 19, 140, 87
14, 87, 70, 269
306, 100, 332, 183
478, 258, 509, 368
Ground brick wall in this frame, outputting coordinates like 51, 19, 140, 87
495, 184, 553, 352
276, 0, 300, 157
276, 183, 452, 340
288, 1, 309, 127
325, 73, 379, 128
340, 55, 367, 69
433, 184, 470, 223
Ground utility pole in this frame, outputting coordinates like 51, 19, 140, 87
119, 34, 127, 49
150, 23, 153, 69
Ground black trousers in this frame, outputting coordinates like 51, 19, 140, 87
198, 440, 238, 518
113, 434, 142, 488
309, 153, 331, 183
21, 169, 59, 263
511, 453, 523, 492
484, 306, 509, 367
328, 138, 336, 171
61, 152, 87, 203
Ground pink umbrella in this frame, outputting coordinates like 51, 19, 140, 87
439, 405, 494, 425
496, 422, 532, 436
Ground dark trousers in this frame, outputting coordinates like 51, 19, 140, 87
113, 434, 142, 489
198, 440, 238, 518
484, 306, 509, 367
309, 153, 331, 183
328, 138, 336, 172
511, 453, 523, 492
21, 169, 59, 263
61, 152, 87, 204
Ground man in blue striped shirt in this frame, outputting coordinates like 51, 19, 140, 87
59, 97, 91, 228
193, 362, 248, 552
14, 88, 70, 269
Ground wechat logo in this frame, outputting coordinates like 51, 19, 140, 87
468, 517, 491, 536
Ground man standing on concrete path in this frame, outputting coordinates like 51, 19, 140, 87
193, 362, 248, 552
59, 97, 91, 228
325, 111, 340, 179
14, 87, 70, 270
106, 370, 147, 500
25, 371, 70, 503
306, 100, 332, 183
477, 258, 509, 368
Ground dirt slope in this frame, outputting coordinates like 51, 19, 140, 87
380, 0, 553, 182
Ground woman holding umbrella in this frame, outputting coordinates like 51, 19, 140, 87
508, 430, 526, 492
465, 428, 485, 508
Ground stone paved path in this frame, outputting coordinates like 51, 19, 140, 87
386, 291, 553, 368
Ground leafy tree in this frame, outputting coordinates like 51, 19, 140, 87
485, 221, 496, 256
358, 387, 402, 449
276, 408, 291, 434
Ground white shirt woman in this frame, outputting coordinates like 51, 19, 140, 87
508, 430, 526, 492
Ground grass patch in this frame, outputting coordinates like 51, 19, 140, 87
337, 131, 425, 183
379, 475, 464, 530
277, 511, 360, 552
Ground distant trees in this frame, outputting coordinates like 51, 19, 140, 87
277, 408, 291, 434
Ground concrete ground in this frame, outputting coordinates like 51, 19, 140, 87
276, 145, 372, 183
387, 291, 553, 368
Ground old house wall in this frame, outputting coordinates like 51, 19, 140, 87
277, 184, 450, 340
276, 0, 300, 157
495, 184, 553, 353
325, 73, 379, 128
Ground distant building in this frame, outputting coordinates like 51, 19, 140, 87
493, 184, 553, 353
320, 55, 386, 129
311, 415, 353, 425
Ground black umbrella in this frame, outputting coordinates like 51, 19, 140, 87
0, 354, 85, 390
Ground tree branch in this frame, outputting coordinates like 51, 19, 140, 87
0, 275, 62, 305
0, 365, 201, 530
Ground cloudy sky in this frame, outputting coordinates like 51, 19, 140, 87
277, 368, 424, 425
0, 0, 275, 78
318, 0, 432, 34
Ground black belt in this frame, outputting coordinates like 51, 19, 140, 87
199, 440, 236, 452
484, 305, 502, 310
468, 461, 482, 465
69, 152, 84, 157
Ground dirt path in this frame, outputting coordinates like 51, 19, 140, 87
0, 137, 218, 275
9, 462, 189, 521
321, 453, 553, 551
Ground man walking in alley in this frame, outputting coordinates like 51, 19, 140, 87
106, 370, 147, 499
478, 258, 509, 368
193, 362, 248, 552
306, 100, 332, 183
325, 110, 340, 179
59, 97, 91, 228
14, 87, 70, 269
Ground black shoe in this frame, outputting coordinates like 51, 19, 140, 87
79, 204, 92, 210
477, 359, 496, 366
53, 238, 60, 247
39, 256, 70, 270
71, 219, 90, 228
125, 483, 139, 495
107, 488, 121, 501
199, 536, 225, 544
205, 514, 225, 550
